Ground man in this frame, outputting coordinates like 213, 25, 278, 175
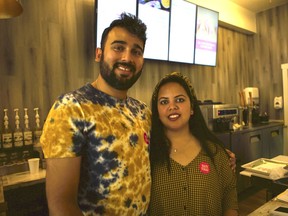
41, 13, 151, 215
41, 13, 236, 215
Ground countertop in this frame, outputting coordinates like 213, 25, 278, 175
0, 169, 46, 213
213, 120, 284, 136
232, 120, 284, 134
243, 155, 288, 215
248, 199, 288, 216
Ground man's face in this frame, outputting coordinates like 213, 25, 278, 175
99, 27, 145, 90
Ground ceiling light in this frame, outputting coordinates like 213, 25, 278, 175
0, 0, 23, 19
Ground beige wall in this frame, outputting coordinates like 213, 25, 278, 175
188, 0, 257, 33
0, 0, 287, 129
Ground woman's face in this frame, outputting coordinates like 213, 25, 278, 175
157, 82, 193, 132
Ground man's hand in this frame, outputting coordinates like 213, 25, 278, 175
225, 149, 236, 172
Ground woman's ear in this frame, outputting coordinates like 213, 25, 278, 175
95, 48, 102, 62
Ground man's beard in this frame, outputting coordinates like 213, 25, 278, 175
99, 58, 143, 91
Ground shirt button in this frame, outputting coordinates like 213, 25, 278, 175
182, 167, 185, 171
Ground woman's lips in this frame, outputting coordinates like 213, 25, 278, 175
168, 113, 180, 120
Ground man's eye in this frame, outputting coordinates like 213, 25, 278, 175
113, 45, 124, 52
132, 49, 143, 57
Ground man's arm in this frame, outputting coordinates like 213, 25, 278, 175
224, 209, 239, 216
46, 157, 83, 216
225, 149, 236, 172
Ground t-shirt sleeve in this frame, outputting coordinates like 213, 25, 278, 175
40, 95, 85, 158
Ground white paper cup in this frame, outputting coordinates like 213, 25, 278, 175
28, 158, 40, 174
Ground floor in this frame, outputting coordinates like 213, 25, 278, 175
238, 187, 268, 216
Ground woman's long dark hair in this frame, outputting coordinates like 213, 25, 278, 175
150, 72, 229, 172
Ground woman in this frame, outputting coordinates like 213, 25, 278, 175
149, 72, 238, 216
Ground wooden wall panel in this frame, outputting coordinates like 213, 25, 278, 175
252, 5, 288, 119
0, 0, 287, 130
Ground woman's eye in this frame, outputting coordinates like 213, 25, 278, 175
159, 100, 168, 105
176, 98, 185, 103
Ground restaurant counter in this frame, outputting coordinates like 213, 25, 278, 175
0, 169, 46, 215
242, 155, 288, 215
248, 198, 288, 215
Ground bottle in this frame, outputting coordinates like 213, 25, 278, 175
33, 107, 44, 168
33, 108, 42, 147
0, 125, 9, 165
23, 108, 33, 147
2, 109, 13, 149
13, 108, 24, 148
0, 127, 2, 149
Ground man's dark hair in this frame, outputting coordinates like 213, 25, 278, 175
100, 13, 147, 51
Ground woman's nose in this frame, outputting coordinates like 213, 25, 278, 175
168, 103, 179, 111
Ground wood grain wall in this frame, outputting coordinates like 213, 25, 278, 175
0, 0, 287, 130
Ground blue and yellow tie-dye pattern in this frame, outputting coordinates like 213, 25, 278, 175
41, 83, 151, 215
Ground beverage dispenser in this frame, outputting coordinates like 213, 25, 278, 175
243, 87, 259, 106
243, 87, 260, 125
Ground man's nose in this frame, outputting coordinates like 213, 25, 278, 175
121, 50, 133, 62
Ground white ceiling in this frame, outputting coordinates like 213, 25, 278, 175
229, 0, 288, 13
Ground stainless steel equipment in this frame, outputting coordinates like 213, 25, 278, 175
199, 104, 239, 132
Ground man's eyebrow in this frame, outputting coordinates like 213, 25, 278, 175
111, 40, 144, 52
111, 40, 126, 45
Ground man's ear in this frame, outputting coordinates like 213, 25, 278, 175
95, 48, 102, 62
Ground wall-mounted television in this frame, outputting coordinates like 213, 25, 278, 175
95, 0, 137, 49
168, 0, 196, 64
95, 0, 219, 66
138, 0, 170, 60
194, 6, 219, 66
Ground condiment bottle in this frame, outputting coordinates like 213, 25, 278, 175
2, 109, 13, 149
33, 108, 42, 147
23, 108, 33, 147
13, 108, 24, 148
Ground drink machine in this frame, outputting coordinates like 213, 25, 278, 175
243, 87, 260, 125
200, 104, 239, 132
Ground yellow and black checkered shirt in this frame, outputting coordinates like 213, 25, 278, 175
149, 142, 238, 216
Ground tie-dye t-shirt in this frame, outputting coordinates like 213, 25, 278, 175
40, 83, 151, 215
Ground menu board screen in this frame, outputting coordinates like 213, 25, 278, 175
138, 0, 170, 60
95, 1, 219, 66
194, 6, 219, 66
95, 0, 137, 48
169, 0, 196, 63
